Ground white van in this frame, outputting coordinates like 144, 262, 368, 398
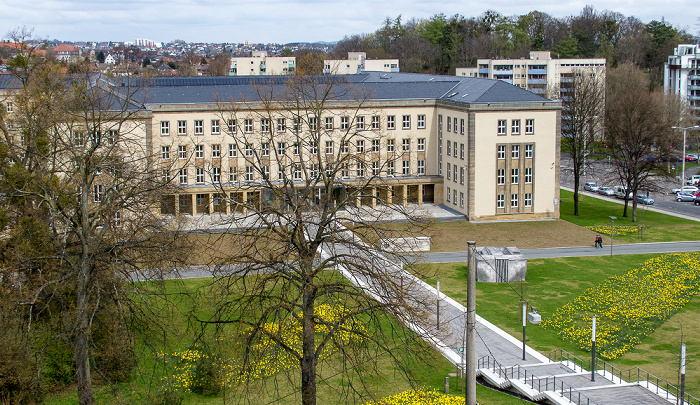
614, 186, 633, 199
687, 175, 700, 185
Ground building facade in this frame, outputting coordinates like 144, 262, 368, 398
324, 52, 399, 75
664, 44, 700, 124
1, 73, 561, 222
229, 51, 296, 76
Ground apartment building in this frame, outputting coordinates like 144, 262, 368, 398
324, 52, 399, 74
1, 73, 561, 222
664, 44, 700, 124
229, 51, 296, 76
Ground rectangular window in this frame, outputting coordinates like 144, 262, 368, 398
387, 139, 395, 152
417, 115, 426, 129
402, 115, 410, 129
194, 120, 203, 135
447, 116, 452, 132
447, 163, 451, 180
453, 165, 457, 183
261, 118, 270, 133
511, 194, 519, 208
525, 119, 534, 134
387, 161, 394, 175
161, 146, 170, 159
460, 192, 464, 207
402, 160, 410, 175
294, 165, 302, 179
417, 160, 425, 175
278, 142, 286, 156
293, 143, 300, 155
278, 167, 285, 180
195, 144, 204, 158
460, 118, 465, 134
356, 116, 365, 130
341, 116, 349, 130
228, 144, 237, 157
325, 116, 334, 130
497, 120, 506, 135
211, 120, 220, 134
511, 168, 519, 184
160, 121, 170, 136
308, 141, 318, 154
261, 143, 270, 156
372, 139, 380, 153
525, 144, 533, 158
525, 193, 532, 207
497, 169, 505, 185
246, 144, 253, 157
262, 165, 270, 179
93, 184, 103, 203
277, 118, 286, 132
162, 169, 171, 183
212, 144, 221, 158
356, 140, 364, 153
357, 162, 364, 177
244, 119, 253, 133
525, 167, 533, 183
371, 115, 380, 130
460, 143, 464, 159
453, 118, 458, 133
418, 138, 425, 151
447, 188, 451, 203
196, 168, 205, 183
326, 141, 334, 154
497, 145, 505, 159
512, 145, 520, 158
177, 120, 187, 135
387, 115, 395, 130
340, 142, 348, 154
342, 162, 350, 177
228, 119, 237, 134
310, 164, 319, 178
293, 118, 300, 133
373, 161, 380, 175
497, 194, 505, 208
6, 102, 12, 113
308, 117, 317, 131
179, 168, 188, 184
229, 167, 237, 182
108, 130, 118, 144
402, 138, 410, 152
178, 145, 187, 159
245, 166, 254, 181
512, 119, 521, 135
460, 167, 464, 185
212, 167, 221, 183
446, 140, 451, 156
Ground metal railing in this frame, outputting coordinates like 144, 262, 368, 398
549, 349, 700, 405
478, 355, 595, 405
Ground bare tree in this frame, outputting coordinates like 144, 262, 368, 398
1, 47, 184, 403
560, 67, 605, 216
207, 52, 231, 76
198, 75, 436, 404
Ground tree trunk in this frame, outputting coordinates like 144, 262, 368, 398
301, 281, 316, 405
573, 171, 580, 216
74, 260, 95, 405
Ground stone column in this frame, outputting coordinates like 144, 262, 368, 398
402, 185, 408, 207
418, 184, 423, 205
208, 193, 214, 215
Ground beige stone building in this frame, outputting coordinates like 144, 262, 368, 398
1, 72, 561, 222
229, 51, 296, 76
324, 52, 399, 75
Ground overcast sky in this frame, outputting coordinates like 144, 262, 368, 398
2, 0, 698, 44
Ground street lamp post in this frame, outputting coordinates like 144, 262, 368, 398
672, 126, 700, 188
609, 216, 616, 256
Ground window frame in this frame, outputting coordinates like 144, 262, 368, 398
160, 121, 170, 136
497, 119, 506, 136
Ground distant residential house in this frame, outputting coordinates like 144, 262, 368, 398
324, 52, 399, 74
53, 44, 81, 63
104, 54, 116, 65
229, 51, 296, 76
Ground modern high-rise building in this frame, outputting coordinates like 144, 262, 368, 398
324, 52, 399, 75
229, 51, 296, 76
664, 44, 700, 124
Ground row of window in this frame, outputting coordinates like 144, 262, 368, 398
497, 119, 535, 136
445, 141, 465, 159
497, 144, 534, 159
169, 160, 427, 185
445, 163, 465, 185
496, 193, 533, 208
445, 187, 465, 208
160, 114, 428, 136
445, 116, 465, 135
160, 138, 426, 160
496, 168, 533, 185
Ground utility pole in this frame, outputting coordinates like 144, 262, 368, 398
466, 241, 476, 405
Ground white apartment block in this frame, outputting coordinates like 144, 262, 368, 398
664, 44, 700, 124
324, 52, 399, 75
229, 51, 296, 76
456, 51, 606, 99
1, 72, 561, 222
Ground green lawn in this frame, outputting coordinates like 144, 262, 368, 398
559, 189, 700, 243
416, 253, 700, 396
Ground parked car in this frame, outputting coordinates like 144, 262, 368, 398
597, 186, 615, 196
687, 175, 700, 185
636, 194, 655, 205
686, 154, 699, 162
695, 196, 700, 206
583, 182, 600, 192
672, 185, 700, 194
614, 185, 633, 199
677, 192, 696, 202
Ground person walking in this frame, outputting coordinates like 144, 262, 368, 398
595, 234, 603, 248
